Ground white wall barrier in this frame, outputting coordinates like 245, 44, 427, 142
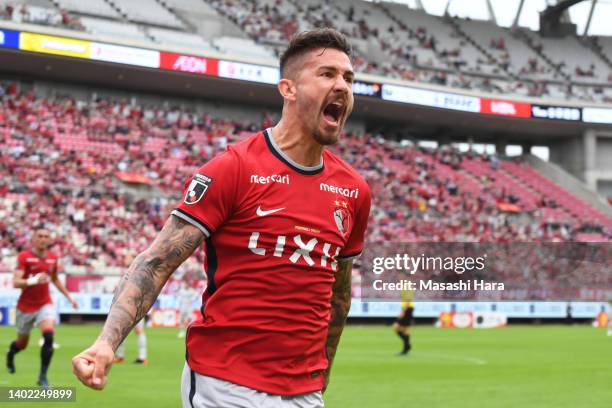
0, 291, 606, 325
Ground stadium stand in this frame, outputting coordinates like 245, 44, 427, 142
2, 0, 611, 101
454, 20, 555, 79
0, 0, 83, 30
1, 0, 611, 273
203, 0, 612, 101
161, 0, 246, 44
0, 81, 610, 274
110, 0, 184, 29
162, 0, 218, 14
212, 35, 275, 58
53, 0, 121, 19
79, 16, 149, 42
146, 26, 216, 51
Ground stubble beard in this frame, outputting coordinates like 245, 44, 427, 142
299, 97, 344, 146
313, 110, 344, 146
313, 126, 341, 146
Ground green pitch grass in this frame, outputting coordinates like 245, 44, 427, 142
1, 325, 610, 407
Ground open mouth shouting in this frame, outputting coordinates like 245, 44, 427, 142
322, 99, 347, 128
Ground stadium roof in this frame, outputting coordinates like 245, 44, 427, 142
373, 0, 612, 36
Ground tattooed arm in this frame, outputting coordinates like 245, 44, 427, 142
323, 259, 353, 393
72, 215, 204, 390
97, 215, 204, 350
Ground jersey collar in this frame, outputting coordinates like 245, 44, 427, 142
30, 248, 47, 259
263, 128, 324, 175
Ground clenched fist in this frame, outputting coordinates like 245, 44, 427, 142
72, 340, 115, 390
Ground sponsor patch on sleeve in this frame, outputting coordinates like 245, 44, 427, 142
184, 174, 213, 205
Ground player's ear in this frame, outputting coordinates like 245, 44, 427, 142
278, 78, 297, 102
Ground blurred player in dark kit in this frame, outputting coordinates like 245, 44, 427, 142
394, 290, 414, 355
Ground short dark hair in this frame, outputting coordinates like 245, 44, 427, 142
33, 224, 48, 232
280, 28, 352, 78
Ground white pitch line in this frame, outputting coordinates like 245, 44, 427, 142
417, 352, 487, 365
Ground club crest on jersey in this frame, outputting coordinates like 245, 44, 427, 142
333, 200, 351, 236
184, 174, 212, 205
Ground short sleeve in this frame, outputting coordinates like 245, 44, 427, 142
16, 252, 26, 272
338, 183, 371, 261
51, 256, 60, 278
172, 148, 241, 237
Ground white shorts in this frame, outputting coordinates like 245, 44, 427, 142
15, 303, 56, 335
179, 308, 192, 323
181, 363, 324, 408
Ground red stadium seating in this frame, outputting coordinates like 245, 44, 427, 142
0, 85, 610, 271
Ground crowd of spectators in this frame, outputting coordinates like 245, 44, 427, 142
0, 187, 174, 270
337, 135, 610, 244
0, 83, 261, 270
1, 0, 610, 102
0, 85, 258, 193
0, 2, 83, 30
575, 64, 596, 78
0, 83, 610, 275
206, 0, 612, 102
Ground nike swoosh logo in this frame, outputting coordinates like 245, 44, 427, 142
256, 206, 285, 216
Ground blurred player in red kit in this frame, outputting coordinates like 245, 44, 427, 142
6, 227, 79, 388
73, 28, 371, 408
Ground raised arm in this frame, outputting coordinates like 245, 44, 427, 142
13, 269, 42, 289
13, 264, 49, 289
323, 259, 353, 393
72, 215, 204, 390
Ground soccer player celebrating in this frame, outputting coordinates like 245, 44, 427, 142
72, 28, 371, 407
6, 227, 79, 388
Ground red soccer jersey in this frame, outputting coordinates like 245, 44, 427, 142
16, 249, 58, 313
173, 129, 371, 396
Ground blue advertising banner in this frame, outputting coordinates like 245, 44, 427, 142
0, 29, 20, 49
